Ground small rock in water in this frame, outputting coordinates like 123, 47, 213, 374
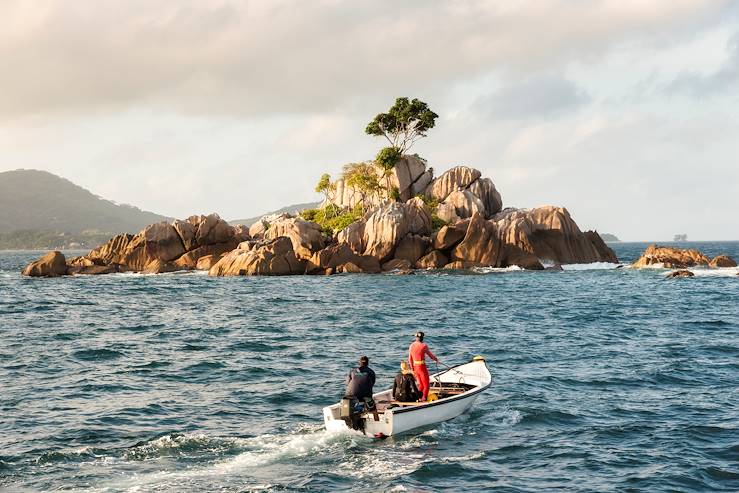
666, 269, 694, 278
709, 255, 737, 268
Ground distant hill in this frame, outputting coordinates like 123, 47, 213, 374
0, 169, 169, 249
600, 233, 620, 242
229, 201, 321, 226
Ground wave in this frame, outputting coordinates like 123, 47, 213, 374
99, 427, 362, 491
681, 267, 739, 278
72, 348, 124, 361
560, 262, 622, 271
471, 265, 523, 274
123, 432, 247, 461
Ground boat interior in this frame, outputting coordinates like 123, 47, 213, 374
358, 381, 478, 419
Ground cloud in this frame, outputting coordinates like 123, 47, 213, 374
667, 31, 739, 96
479, 74, 590, 120
0, 0, 732, 118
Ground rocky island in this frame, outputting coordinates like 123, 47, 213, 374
23, 98, 619, 278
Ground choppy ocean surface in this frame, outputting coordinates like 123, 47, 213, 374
1, 242, 738, 492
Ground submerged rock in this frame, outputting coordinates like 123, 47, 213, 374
22, 251, 67, 277
633, 245, 710, 269
666, 269, 695, 278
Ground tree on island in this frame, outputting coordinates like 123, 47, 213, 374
315, 173, 336, 216
365, 97, 438, 154
342, 162, 381, 213
366, 97, 438, 199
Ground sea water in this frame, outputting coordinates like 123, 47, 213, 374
1, 242, 738, 492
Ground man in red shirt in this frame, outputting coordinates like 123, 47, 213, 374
408, 331, 439, 401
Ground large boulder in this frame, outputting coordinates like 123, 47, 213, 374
70, 264, 118, 275
633, 245, 710, 269
209, 237, 305, 276
196, 255, 222, 271
306, 242, 381, 274
410, 169, 434, 197
436, 202, 460, 223
584, 231, 619, 264
382, 258, 413, 271
432, 225, 466, 251
233, 224, 251, 242
336, 220, 365, 254
442, 189, 485, 220
172, 214, 234, 251
86, 233, 133, 265
388, 155, 428, 201
120, 222, 186, 271
249, 219, 269, 239
248, 213, 291, 240
142, 259, 179, 274
394, 234, 429, 264
467, 177, 502, 217
709, 255, 737, 268
427, 166, 481, 202
362, 203, 412, 263
493, 206, 618, 265
416, 250, 448, 269
264, 217, 324, 259
498, 244, 544, 270
22, 251, 68, 277
193, 214, 233, 246
173, 241, 239, 269
172, 219, 197, 251
450, 212, 501, 266
405, 197, 432, 236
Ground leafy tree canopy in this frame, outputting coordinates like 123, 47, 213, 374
365, 97, 438, 154
315, 173, 333, 194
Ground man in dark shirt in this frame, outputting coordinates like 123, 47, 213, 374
345, 355, 376, 400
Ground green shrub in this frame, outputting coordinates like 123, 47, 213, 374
300, 203, 363, 236
375, 146, 401, 171
416, 194, 439, 210
301, 208, 319, 221
389, 186, 401, 201
431, 213, 448, 231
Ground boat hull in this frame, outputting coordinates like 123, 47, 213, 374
323, 358, 491, 436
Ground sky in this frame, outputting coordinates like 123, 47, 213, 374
1, 1, 738, 241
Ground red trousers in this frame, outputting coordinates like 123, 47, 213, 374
414, 366, 430, 401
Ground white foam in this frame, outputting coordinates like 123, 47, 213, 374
472, 265, 523, 274
439, 451, 485, 463
97, 428, 363, 492
491, 406, 523, 427
560, 262, 621, 271
665, 267, 739, 278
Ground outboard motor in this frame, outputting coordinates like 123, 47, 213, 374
340, 396, 365, 433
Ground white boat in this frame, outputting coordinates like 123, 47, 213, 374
323, 356, 491, 437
